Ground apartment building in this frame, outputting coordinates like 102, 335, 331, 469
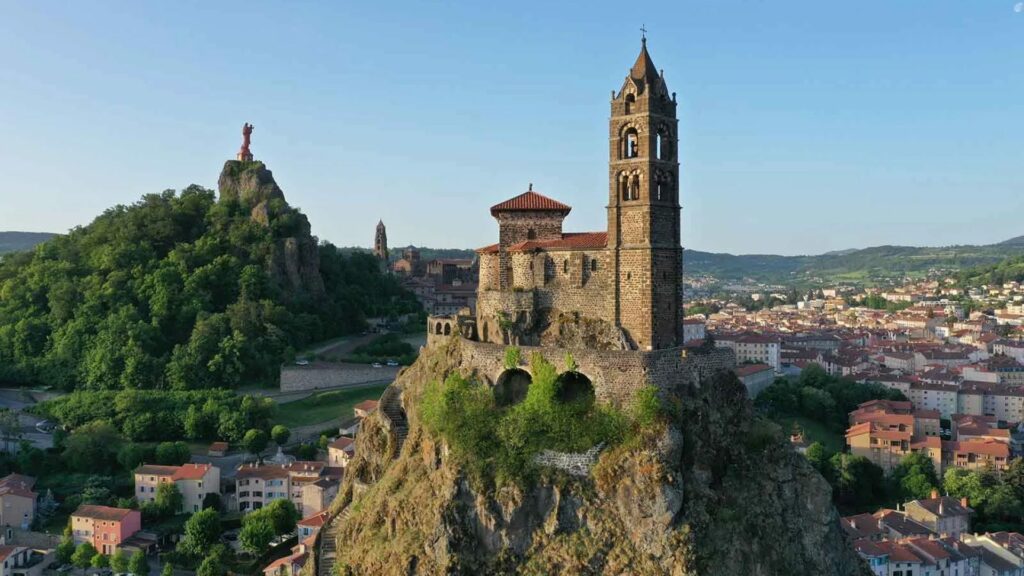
134, 463, 221, 513
70, 505, 142, 555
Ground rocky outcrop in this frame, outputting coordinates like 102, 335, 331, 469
217, 160, 324, 296
328, 337, 868, 575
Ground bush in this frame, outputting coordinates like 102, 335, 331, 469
421, 353, 644, 486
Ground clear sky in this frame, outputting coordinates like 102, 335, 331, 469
1, 1, 1021, 256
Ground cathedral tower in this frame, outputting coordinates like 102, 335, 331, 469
607, 38, 683, 350
374, 220, 389, 264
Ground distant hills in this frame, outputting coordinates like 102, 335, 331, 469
10, 227, 1024, 287
685, 238, 1024, 285
0, 231, 56, 254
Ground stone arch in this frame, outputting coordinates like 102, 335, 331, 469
622, 126, 639, 159
443, 322, 452, 336
624, 93, 635, 114
555, 371, 595, 405
435, 322, 443, 335
494, 369, 532, 407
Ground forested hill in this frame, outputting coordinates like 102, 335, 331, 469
0, 160, 419, 390
0, 231, 56, 254
684, 241, 1024, 284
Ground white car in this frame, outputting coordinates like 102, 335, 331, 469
371, 362, 383, 368
386, 360, 399, 367
295, 359, 309, 366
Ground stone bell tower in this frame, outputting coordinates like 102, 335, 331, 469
607, 38, 683, 350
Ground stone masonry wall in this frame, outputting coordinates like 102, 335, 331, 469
456, 337, 735, 406
281, 362, 399, 392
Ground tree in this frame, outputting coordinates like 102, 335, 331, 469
63, 421, 124, 473
804, 441, 833, 482
91, 554, 109, 569
271, 424, 291, 446
56, 537, 75, 565
82, 475, 115, 505
798, 363, 829, 388
110, 549, 129, 574
202, 492, 221, 511
265, 499, 299, 535
892, 452, 939, 501
241, 428, 268, 458
830, 453, 886, 510
129, 551, 150, 576
196, 545, 226, 576
71, 542, 97, 575
160, 563, 174, 576
178, 508, 221, 557
239, 513, 275, 555
155, 482, 183, 516
155, 441, 191, 465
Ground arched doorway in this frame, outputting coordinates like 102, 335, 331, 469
494, 369, 532, 407
555, 372, 595, 406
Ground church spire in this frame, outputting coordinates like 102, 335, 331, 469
630, 36, 659, 83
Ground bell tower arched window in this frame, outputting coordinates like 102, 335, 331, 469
623, 128, 639, 159
625, 93, 635, 115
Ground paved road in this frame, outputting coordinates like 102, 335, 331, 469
0, 389, 54, 449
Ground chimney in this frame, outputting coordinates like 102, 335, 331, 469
930, 488, 939, 499
961, 497, 969, 508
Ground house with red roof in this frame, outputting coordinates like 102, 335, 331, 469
70, 505, 142, 555
0, 473, 36, 529
134, 462, 221, 514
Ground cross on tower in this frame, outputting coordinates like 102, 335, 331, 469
640, 24, 647, 41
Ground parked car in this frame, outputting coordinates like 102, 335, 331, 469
385, 360, 399, 367
371, 362, 383, 368
295, 359, 309, 366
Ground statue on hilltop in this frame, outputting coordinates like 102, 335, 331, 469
237, 122, 254, 161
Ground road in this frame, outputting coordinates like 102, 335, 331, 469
0, 389, 54, 449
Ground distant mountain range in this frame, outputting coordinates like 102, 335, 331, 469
0, 231, 57, 254
684, 238, 1024, 285
7, 231, 1024, 286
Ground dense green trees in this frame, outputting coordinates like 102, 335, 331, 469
33, 389, 275, 443
756, 364, 906, 432
0, 186, 418, 390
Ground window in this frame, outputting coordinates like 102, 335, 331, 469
624, 128, 639, 159
624, 93, 635, 114
590, 259, 597, 272
527, 229, 536, 240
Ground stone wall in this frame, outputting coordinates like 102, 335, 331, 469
455, 337, 735, 406
280, 362, 399, 392
533, 443, 605, 477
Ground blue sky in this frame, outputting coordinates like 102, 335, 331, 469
1, 1, 1021, 255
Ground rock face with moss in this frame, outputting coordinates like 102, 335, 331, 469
218, 160, 324, 296
327, 337, 868, 575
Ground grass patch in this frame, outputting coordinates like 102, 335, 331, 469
274, 385, 389, 428
776, 415, 844, 453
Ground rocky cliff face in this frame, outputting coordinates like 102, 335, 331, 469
327, 338, 868, 576
217, 160, 324, 296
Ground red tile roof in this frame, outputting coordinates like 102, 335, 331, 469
73, 504, 137, 522
172, 463, 213, 481
297, 510, 329, 528
490, 191, 571, 215
507, 232, 608, 253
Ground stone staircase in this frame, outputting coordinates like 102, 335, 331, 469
317, 508, 349, 576
379, 385, 409, 455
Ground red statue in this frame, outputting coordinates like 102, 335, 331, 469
237, 123, 254, 161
